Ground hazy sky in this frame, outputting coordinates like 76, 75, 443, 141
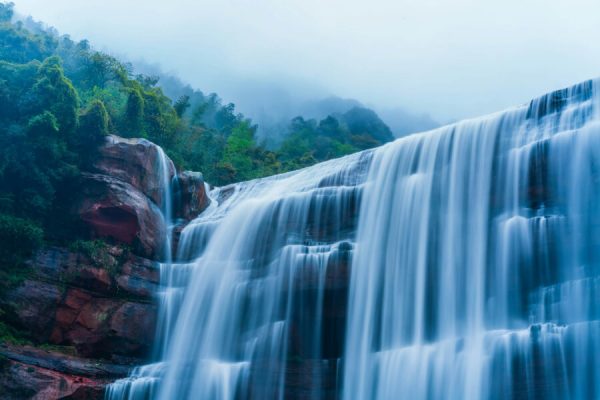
11, 0, 600, 122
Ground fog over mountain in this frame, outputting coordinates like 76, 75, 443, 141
12, 0, 600, 132
133, 60, 437, 140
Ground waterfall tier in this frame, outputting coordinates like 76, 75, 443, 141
108, 79, 600, 400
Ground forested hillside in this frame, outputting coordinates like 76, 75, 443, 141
0, 1, 394, 276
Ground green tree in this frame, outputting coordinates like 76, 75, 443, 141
0, 9, 398, 248
0, 60, 38, 121
0, 17, 57, 65
29, 56, 79, 138
125, 88, 144, 134
221, 120, 257, 182
279, 117, 316, 165
174, 95, 190, 118
77, 99, 109, 164
0, 214, 43, 266
340, 107, 393, 146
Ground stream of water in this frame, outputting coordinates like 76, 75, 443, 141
108, 79, 600, 399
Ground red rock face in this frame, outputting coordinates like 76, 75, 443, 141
80, 136, 214, 258
81, 205, 140, 244
95, 135, 175, 206
75, 173, 166, 259
50, 290, 156, 359
0, 344, 129, 399
3, 247, 159, 361
0, 135, 217, 396
0, 360, 106, 400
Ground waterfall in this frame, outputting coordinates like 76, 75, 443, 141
156, 147, 175, 264
106, 146, 178, 400
344, 79, 600, 400
153, 154, 366, 400
153, 147, 180, 358
107, 79, 600, 399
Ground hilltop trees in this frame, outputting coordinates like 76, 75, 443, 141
0, 9, 395, 256
278, 107, 393, 171
77, 99, 109, 164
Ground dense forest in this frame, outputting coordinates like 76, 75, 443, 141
0, 2, 393, 280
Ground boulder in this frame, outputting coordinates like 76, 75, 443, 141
95, 135, 175, 206
176, 171, 210, 221
74, 173, 165, 259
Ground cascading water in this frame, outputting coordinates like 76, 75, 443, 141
153, 147, 181, 358
151, 155, 365, 400
108, 79, 600, 399
106, 146, 178, 399
156, 147, 175, 264
106, 148, 368, 400
344, 79, 600, 400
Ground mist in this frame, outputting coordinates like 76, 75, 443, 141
11, 0, 600, 126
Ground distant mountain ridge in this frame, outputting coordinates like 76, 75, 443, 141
133, 61, 437, 142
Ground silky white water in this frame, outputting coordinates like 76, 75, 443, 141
345, 79, 600, 400
108, 79, 600, 399
106, 146, 178, 399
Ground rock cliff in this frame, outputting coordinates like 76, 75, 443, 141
0, 136, 208, 399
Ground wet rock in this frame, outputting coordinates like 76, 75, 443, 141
0, 344, 129, 378
30, 247, 160, 299
0, 344, 129, 399
51, 291, 157, 359
116, 255, 161, 298
95, 135, 175, 206
0, 359, 105, 400
2, 247, 159, 361
176, 170, 210, 220
3, 282, 157, 360
74, 173, 165, 259
249, 359, 340, 400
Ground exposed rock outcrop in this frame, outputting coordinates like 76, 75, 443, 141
0, 344, 128, 400
0, 135, 210, 398
50, 288, 156, 359
0, 245, 159, 398
176, 171, 210, 221
95, 135, 175, 206
2, 247, 158, 360
0, 359, 104, 400
74, 173, 166, 259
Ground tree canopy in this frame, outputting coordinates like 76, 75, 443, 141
0, 1, 394, 259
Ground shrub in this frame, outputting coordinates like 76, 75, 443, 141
69, 239, 107, 262
0, 214, 43, 265
68, 239, 121, 274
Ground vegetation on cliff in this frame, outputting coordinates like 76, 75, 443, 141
0, 1, 393, 260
